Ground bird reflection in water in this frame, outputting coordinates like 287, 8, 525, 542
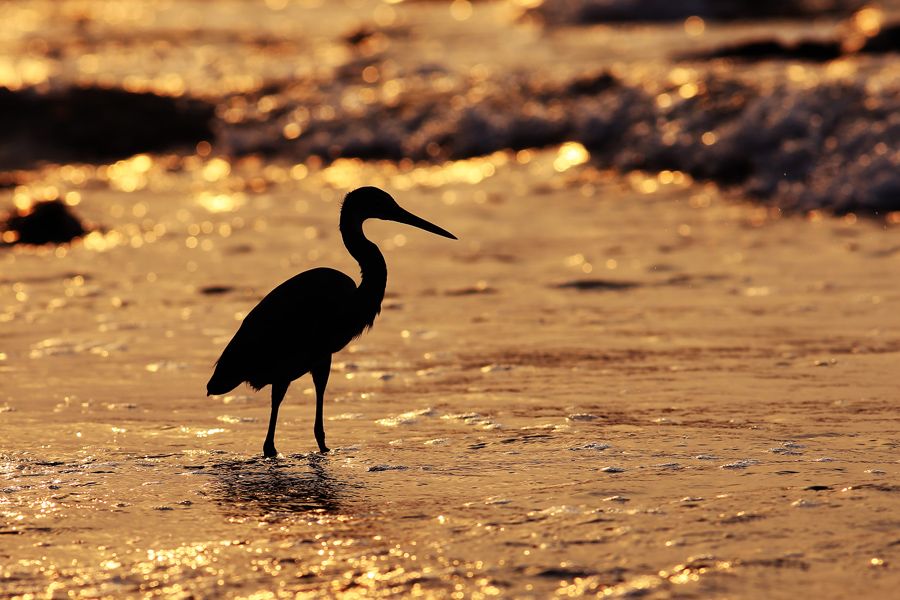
208, 453, 357, 518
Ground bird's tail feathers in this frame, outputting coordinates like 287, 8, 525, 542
206, 360, 242, 396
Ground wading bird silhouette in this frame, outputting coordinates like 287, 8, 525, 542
207, 186, 456, 457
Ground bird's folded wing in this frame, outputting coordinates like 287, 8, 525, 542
218, 268, 357, 381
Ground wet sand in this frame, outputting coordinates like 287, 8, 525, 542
2, 1, 900, 598
2, 150, 899, 598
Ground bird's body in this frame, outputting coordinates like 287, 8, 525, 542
207, 268, 360, 393
207, 186, 455, 457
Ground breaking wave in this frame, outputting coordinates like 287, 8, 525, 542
215, 66, 899, 214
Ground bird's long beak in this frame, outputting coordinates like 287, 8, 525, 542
391, 207, 457, 240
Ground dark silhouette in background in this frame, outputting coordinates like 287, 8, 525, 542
207, 186, 456, 457
0, 86, 213, 171
2, 200, 86, 245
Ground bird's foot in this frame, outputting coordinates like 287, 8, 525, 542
314, 427, 329, 453
263, 444, 278, 458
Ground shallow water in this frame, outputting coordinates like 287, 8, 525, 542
2, 1, 900, 598
2, 149, 900, 597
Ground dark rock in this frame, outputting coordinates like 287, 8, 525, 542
553, 279, 640, 291
199, 286, 235, 295
686, 39, 842, 63
0, 85, 214, 170
2, 200, 87, 245
528, 0, 864, 26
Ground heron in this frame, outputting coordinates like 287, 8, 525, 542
206, 186, 456, 457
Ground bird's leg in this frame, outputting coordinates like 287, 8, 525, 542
311, 356, 332, 453
263, 382, 289, 458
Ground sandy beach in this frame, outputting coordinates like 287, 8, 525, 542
2, 1, 899, 598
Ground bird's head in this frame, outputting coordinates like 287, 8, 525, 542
341, 186, 457, 240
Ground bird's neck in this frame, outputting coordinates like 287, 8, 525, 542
340, 216, 387, 318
